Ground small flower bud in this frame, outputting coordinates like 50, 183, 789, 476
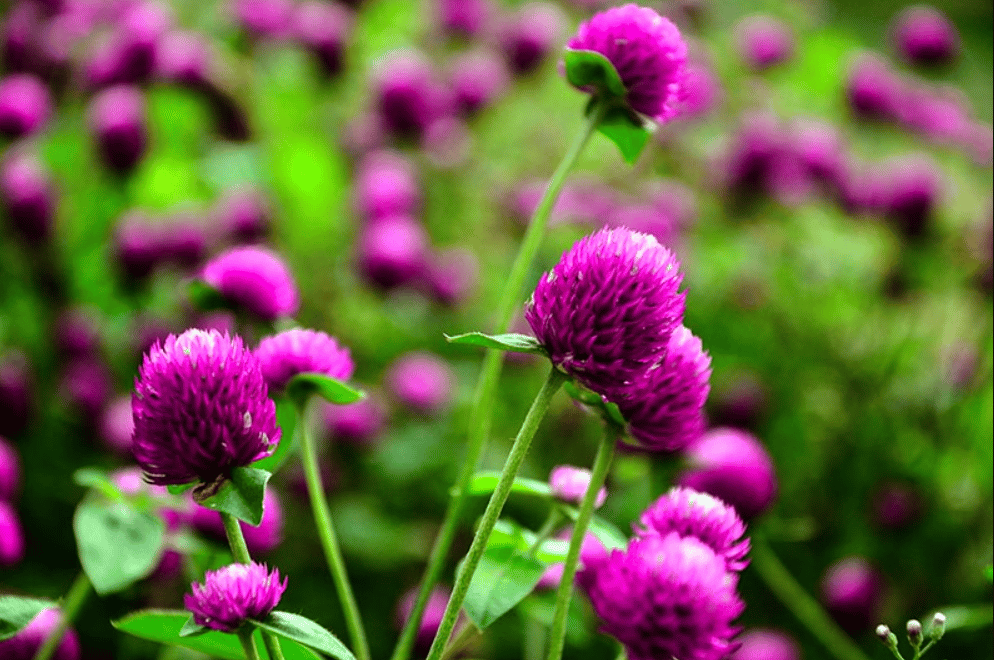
929, 612, 945, 640
906, 619, 923, 646
875, 624, 898, 649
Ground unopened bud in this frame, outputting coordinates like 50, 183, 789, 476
906, 619, 923, 646
929, 612, 946, 640
876, 624, 899, 650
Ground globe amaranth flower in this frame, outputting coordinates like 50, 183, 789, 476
201, 246, 300, 321
635, 487, 749, 571
132, 329, 280, 487
613, 324, 711, 452
255, 328, 355, 395
385, 351, 454, 414
578, 532, 744, 660
566, 4, 687, 123
891, 5, 959, 66
0, 73, 51, 138
525, 227, 685, 399
734, 15, 795, 71
820, 556, 883, 635
730, 629, 801, 660
88, 85, 148, 173
185, 562, 287, 632
549, 465, 607, 508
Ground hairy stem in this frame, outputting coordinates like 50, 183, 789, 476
237, 627, 263, 660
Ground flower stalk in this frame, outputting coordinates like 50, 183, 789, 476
32, 572, 91, 660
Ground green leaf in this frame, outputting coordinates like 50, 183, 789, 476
252, 398, 298, 474
560, 507, 628, 551
444, 332, 547, 356
597, 106, 650, 165
563, 381, 627, 428
179, 615, 207, 638
464, 522, 546, 629
462, 471, 552, 499
113, 609, 323, 659
167, 482, 198, 495
73, 468, 124, 501
73, 498, 166, 595
0, 596, 54, 641
986, 564, 993, 583
250, 611, 357, 660
195, 467, 271, 526
286, 373, 364, 406
563, 49, 626, 98
188, 279, 231, 313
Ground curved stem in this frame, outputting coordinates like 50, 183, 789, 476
424, 368, 567, 660
751, 536, 872, 660
546, 427, 618, 660
32, 572, 91, 660
237, 627, 263, 660
296, 400, 371, 660
391, 99, 607, 660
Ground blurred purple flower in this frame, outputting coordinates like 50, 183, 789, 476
710, 371, 768, 430
892, 5, 959, 66
0, 150, 55, 244
84, 1, 173, 87
883, 153, 941, 240
185, 562, 287, 632
0, 351, 33, 437
0, 500, 25, 566
215, 186, 271, 244
2, 3, 44, 75
501, 2, 565, 76
870, 481, 924, 530
357, 214, 430, 289
845, 53, 904, 120
292, 0, 353, 77
0, 607, 80, 660
201, 246, 300, 321
160, 211, 208, 268
437, 0, 493, 38
536, 528, 607, 590
820, 556, 883, 635
232, 0, 294, 38
156, 30, 213, 86
0, 436, 21, 501
114, 210, 166, 281
59, 358, 112, 422
386, 351, 454, 414
396, 586, 461, 656
88, 84, 148, 173
324, 393, 387, 446
421, 115, 472, 168
510, 178, 616, 227
422, 246, 479, 306
99, 394, 136, 456
374, 49, 450, 140
354, 151, 421, 221
734, 15, 794, 70
549, 465, 607, 508
676, 60, 722, 119
449, 49, 509, 117
0, 73, 50, 138
256, 328, 355, 395
55, 306, 101, 359
730, 629, 801, 660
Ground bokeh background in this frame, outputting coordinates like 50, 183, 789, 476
0, 0, 991, 658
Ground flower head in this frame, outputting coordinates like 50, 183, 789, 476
0, 151, 54, 244
525, 227, 685, 399
549, 465, 607, 508
88, 85, 148, 173
256, 328, 354, 395
500, 2, 566, 75
730, 629, 801, 660
578, 532, 744, 660
132, 329, 280, 486
291, 0, 353, 77
201, 246, 300, 321
734, 15, 795, 70
0, 436, 21, 501
374, 49, 449, 139
0, 73, 51, 138
184, 562, 287, 632
820, 556, 883, 635
635, 487, 749, 571
892, 5, 959, 66
386, 351, 454, 414
566, 4, 687, 122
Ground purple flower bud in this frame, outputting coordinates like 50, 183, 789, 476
215, 187, 271, 244
84, 2, 172, 87
883, 153, 941, 240
635, 486, 750, 571
566, 4, 686, 122
0, 73, 50, 138
256, 328, 354, 395
323, 393, 387, 445
820, 556, 883, 635
578, 532, 744, 660
396, 586, 462, 656
99, 394, 136, 456
536, 528, 607, 590
201, 246, 300, 321
114, 210, 166, 280
190, 487, 284, 555
677, 427, 778, 519
870, 482, 923, 530
291, 0, 353, 77
155, 30, 213, 86
730, 629, 801, 660
88, 84, 148, 173
0, 500, 25, 566
374, 49, 449, 139
2, 3, 44, 75
185, 562, 287, 632
59, 358, 112, 421
0, 151, 55, 244
0, 351, 33, 437
354, 151, 421, 221
386, 351, 454, 414
525, 227, 686, 399
132, 329, 281, 486
55, 307, 101, 359
549, 465, 607, 508
501, 2, 565, 76
676, 60, 722, 119
232, 0, 294, 38
0, 607, 80, 660
791, 117, 846, 184
0, 436, 21, 501
437, 0, 493, 38
449, 48, 509, 117
422, 246, 479, 306
161, 211, 208, 268
892, 5, 959, 66
357, 215, 430, 289
846, 54, 903, 120
734, 15, 794, 70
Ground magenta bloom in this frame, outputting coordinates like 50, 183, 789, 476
892, 5, 959, 66
549, 465, 607, 508
0, 500, 25, 566
201, 246, 300, 321
734, 15, 794, 70
500, 2, 565, 75
730, 629, 801, 660
820, 556, 883, 635
55, 307, 101, 359
525, 227, 685, 398
88, 84, 148, 173
324, 394, 387, 445
635, 487, 749, 571
357, 215, 430, 289
677, 427, 778, 519
291, 0, 353, 76
132, 329, 280, 486
114, 210, 166, 280
437, 0, 493, 38
578, 532, 744, 660
215, 187, 271, 244
374, 49, 449, 139
0, 151, 54, 244
185, 562, 287, 632
386, 351, 454, 414
883, 153, 941, 240
156, 30, 214, 86
59, 358, 112, 422
0, 608, 80, 660
536, 528, 608, 590
0, 73, 50, 138
355, 151, 421, 221
255, 328, 355, 395
450, 49, 509, 117
0, 436, 20, 501
232, 0, 294, 37
190, 487, 285, 555
423, 246, 479, 306
566, 4, 687, 122
615, 325, 711, 452
846, 54, 904, 120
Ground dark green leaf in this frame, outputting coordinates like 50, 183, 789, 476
73, 468, 124, 501
252, 398, 298, 474
597, 106, 650, 165
167, 482, 198, 495
462, 471, 551, 499
73, 498, 166, 595
188, 279, 231, 312
286, 373, 364, 406
562, 49, 626, 98
195, 467, 271, 526
464, 522, 546, 629
251, 611, 357, 660
179, 616, 207, 637
444, 332, 547, 356
0, 596, 54, 641
563, 382, 628, 428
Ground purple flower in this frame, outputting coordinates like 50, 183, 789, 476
232, 0, 294, 38
374, 49, 449, 139
0, 607, 80, 660
536, 529, 607, 590
883, 153, 941, 240
114, 210, 166, 281
820, 556, 883, 635
354, 151, 421, 221
449, 48, 509, 117
614, 325, 711, 452
500, 2, 565, 76
156, 30, 214, 86
549, 465, 607, 508
710, 371, 768, 430
677, 427, 778, 519
55, 307, 102, 359
185, 562, 287, 632
84, 2, 173, 88
578, 532, 744, 660
132, 329, 280, 486
190, 487, 285, 555
845, 54, 904, 120
99, 394, 136, 456
870, 482, 923, 530
59, 358, 112, 422
635, 487, 749, 571
2, 3, 43, 75
201, 246, 300, 321
525, 227, 685, 398
324, 393, 387, 445
386, 351, 454, 414
734, 15, 794, 70
421, 115, 472, 169
255, 328, 355, 395
892, 5, 959, 66
161, 211, 208, 268
0, 351, 33, 437
566, 4, 687, 122
88, 85, 149, 173
437, 0, 493, 38
730, 629, 801, 660
291, 0, 353, 77
357, 215, 430, 289
215, 187, 271, 244
422, 246, 479, 306
0, 436, 20, 501
0, 73, 51, 138
0, 500, 25, 566
0, 151, 54, 244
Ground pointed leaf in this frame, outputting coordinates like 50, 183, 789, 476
74, 498, 166, 595
179, 615, 207, 638
0, 596, 55, 641
188, 279, 231, 312
597, 106, 650, 165
252, 398, 298, 474
444, 332, 547, 356
462, 471, 551, 499
563, 49, 626, 98
167, 482, 198, 495
287, 373, 364, 406
251, 611, 357, 660
73, 468, 124, 501
464, 522, 546, 629
195, 467, 271, 526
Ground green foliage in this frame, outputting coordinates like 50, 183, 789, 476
464, 520, 547, 629
194, 467, 272, 526
445, 332, 549, 356
73, 498, 166, 595
250, 612, 357, 660
286, 374, 365, 407
0, 596, 55, 641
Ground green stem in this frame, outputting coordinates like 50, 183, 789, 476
440, 622, 478, 660
261, 628, 287, 660
296, 400, 371, 660
237, 627, 263, 660
424, 367, 567, 660
751, 536, 872, 660
32, 572, 91, 660
526, 508, 563, 559
390, 98, 607, 660
546, 427, 618, 660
